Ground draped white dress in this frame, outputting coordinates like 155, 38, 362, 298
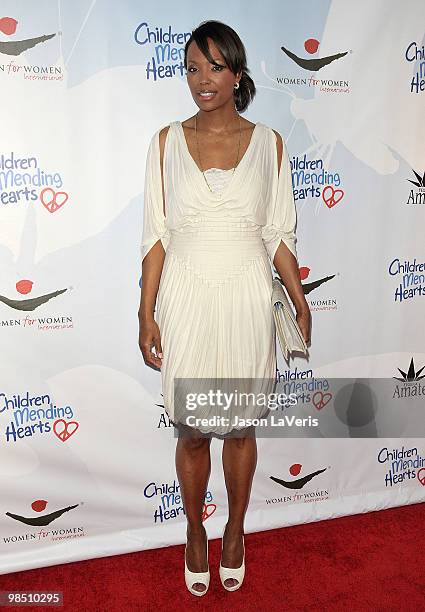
141, 120, 298, 435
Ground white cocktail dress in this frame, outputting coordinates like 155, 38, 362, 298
141, 121, 298, 435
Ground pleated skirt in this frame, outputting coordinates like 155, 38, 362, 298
156, 220, 277, 435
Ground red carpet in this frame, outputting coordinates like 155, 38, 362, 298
1, 502, 424, 611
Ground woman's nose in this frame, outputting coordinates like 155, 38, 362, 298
197, 67, 212, 83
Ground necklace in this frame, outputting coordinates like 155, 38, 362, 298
194, 112, 242, 193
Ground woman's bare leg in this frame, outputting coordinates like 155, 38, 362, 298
221, 429, 257, 588
176, 434, 212, 593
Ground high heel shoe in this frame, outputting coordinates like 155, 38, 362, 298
184, 536, 210, 596
219, 524, 245, 592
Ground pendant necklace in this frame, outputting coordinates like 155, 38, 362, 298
194, 112, 242, 193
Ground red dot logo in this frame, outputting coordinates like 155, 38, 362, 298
0, 17, 18, 36
299, 266, 311, 281
289, 463, 302, 477
31, 500, 48, 512
16, 279, 33, 295
304, 38, 320, 54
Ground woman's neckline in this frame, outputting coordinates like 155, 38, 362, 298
204, 166, 235, 173
177, 120, 260, 174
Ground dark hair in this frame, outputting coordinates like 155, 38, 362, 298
184, 20, 256, 113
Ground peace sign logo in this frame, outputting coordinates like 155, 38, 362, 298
40, 188, 69, 213
53, 419, 79, 442
417, 468, 425, 486
313, 391, 332, 410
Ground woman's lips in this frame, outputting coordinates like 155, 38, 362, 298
197, 92, 217, 100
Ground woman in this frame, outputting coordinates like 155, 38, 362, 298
139, 20, 311, 596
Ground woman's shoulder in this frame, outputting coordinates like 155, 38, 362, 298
154, 122, 175, 139
158, 123, 172, 147
149, 121, 178, 140
256, 122, 285, 170
259, 123, 286, 165
146, 122, 178, 155
258, 121, 283, 142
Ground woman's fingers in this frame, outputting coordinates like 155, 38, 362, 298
154, 338, 163, 359
142, 340, 163, 369
139, 321, 163, 370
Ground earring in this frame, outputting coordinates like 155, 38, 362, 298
234, 82, 240, 90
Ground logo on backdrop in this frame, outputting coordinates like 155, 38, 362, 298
377, 445, 425, 488
388, 257, 425, 302
297, 265, 338, 312
1, 279, 68, 311
0, 151, 68, 208
404, 41, 425, 94
266, 461, 329, 505
0, 278, 73, 331
291, 153, 344, 208
143, 479, 216, 524
275, 366, 333, 413
276, 367, 331, 409
406, 168, 425, 205
155, 393, 174, 428
0, 16, 62, 81
134, 21, 191, 81
277, 37, 351, 93
0, 150, 73, 327
0, 391, 79, 443
393, 357, 425, 400
276, 365, 314, 385
3, 499, 84, 545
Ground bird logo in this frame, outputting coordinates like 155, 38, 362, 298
0, 16, 56, 56
281, 37, 348, 71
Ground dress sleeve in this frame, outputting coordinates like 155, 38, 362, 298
140, 128, 170, 262
261, 130, 298, 264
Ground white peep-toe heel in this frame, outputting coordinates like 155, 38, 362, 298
219, 524, 245, 592
184, 538, 210, 597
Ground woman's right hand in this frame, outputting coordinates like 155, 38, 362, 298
139, 316, 163, 370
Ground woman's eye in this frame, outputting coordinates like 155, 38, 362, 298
186, 65, 224, 73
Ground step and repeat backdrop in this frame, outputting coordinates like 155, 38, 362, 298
0, 0, 424, 574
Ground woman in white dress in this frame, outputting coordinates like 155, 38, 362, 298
139, 20, 311, 596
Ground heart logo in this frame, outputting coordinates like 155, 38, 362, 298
53, 419, 79, 442
202, 503, 216, 521
417, 468, 425, 486
40, 188, 69, 213
322, 185, 344, 208
313, 392, 332, 411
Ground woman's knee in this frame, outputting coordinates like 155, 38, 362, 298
178, 430, 211, 452
223, 426, 256, 447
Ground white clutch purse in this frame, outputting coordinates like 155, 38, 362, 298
271, 278, 308, 361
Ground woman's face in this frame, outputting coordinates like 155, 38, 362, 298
186, 37, 240, 112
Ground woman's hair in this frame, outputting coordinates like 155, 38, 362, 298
184, 20, 256, 113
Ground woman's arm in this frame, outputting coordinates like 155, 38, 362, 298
139, 240, 165, 317
272, 130, 311, 344
138, 126, 169, 369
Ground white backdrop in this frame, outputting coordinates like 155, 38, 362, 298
0, 0, 424, 574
